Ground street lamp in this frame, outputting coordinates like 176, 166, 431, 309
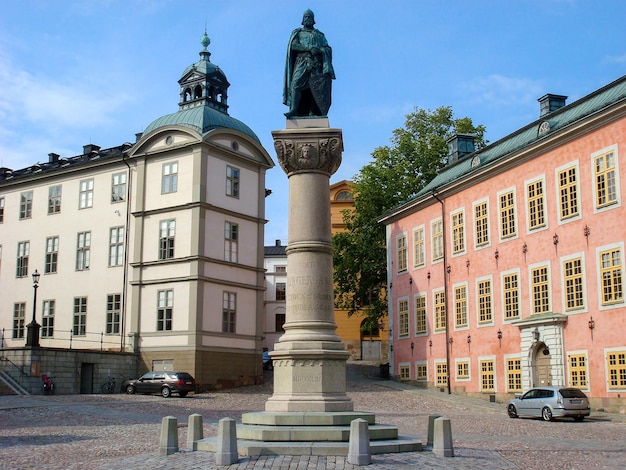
25, 270, 41, 348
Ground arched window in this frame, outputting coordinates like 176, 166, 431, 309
336, 190, 353, 201
193, 85, 202, 99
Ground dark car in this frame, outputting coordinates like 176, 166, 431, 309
508, 386, 590, 421
124, 371, 196, 398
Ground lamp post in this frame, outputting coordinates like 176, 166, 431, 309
25, 270, 41, 348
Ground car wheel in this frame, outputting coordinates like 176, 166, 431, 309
573, 415, 584, 422
161, 387, 171, 398
541, 406, 553, 422
179, 391, 188, 398
125, 384, 135, 395
507, 404, 518, 418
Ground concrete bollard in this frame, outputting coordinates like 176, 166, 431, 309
216, 417, 238, 465
432, 417, 454, 457
347, 418, 371, 466
427, 414, 441, 447
159, 416, 179, 456
187, 413, 203, 450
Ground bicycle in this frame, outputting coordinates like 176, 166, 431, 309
101, 376, 116, 394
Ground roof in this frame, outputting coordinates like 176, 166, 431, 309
143, 105, 260, 142
264, 244, 286, 256
381, 74, 626, 220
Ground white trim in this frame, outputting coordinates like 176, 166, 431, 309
554, 160, 582, 225
454, 356, 471, 382
500, 267, 522, 323
560, 251, 588, 314
475, 274, 495, 327
497, 186, 519, 242
595, 241, 625, 311
450, 206, 467, 257
591, 144, 621, 214
472, 197, 491, 251
524, 174, 549, 234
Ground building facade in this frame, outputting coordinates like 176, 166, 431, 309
379, 76, 626, 412
0, 33, 274, 392
263, 240, 287, 350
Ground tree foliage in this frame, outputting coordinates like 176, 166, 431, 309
333, 106, 486, 331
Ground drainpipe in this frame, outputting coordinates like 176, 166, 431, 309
121, 152, 132, 352
432, 191, 452, 395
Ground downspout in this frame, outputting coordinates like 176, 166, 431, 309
432, 191, 451, 395
121, 151, 132, 352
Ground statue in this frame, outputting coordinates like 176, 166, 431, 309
283, 9, 335, 118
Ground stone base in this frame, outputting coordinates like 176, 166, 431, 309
194, 411, 422, 457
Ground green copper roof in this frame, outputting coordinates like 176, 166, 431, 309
143, 106, 260, 142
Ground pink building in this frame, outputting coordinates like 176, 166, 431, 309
379, 76, 626, 413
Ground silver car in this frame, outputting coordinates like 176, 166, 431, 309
507, 386, 591, 422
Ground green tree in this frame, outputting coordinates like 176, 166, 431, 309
333, 106, 486, 331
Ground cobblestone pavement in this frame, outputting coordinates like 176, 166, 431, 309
1, 362, 625, 469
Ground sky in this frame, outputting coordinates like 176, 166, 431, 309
1, 1, 625, 245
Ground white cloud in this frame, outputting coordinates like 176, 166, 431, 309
604, 53, 626, 64
461, 74, 545, 108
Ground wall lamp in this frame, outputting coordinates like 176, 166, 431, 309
588, 316, 595, 340
497, 329, 502, 348
533, 328, 540, 342
411, 341, 414, 356
467, 334, 471, 345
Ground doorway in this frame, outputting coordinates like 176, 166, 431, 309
80, 363, 94, 394
532, 343, 552, 387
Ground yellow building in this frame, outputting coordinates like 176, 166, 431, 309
330, 180, 388, 361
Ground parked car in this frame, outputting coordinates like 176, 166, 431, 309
507, 386, 590, 421
124, 371, 196, 398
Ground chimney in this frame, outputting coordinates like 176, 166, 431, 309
446, 134, 476, 166
83, 144, 101, 155
48, 152, 60, 163
135, 132, 143, 142
275, 240, 281, 247
538, 94, 567, 117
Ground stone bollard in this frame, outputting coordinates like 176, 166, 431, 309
159, 416, 179, 456
216, 417, 238, 465
187, 413, 203, 450
427, 414, 441, 447
347, 418, 371, 466
432, 417, 454, 457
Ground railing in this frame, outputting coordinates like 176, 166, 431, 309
0, 355, 30, 387
1, 327, 130, 352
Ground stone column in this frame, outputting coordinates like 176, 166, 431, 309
267, 119, 352, 412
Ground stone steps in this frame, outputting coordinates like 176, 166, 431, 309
236, 423, 399, 441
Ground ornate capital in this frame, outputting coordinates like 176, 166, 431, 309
272, 128, 343, 176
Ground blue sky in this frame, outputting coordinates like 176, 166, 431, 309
1, 1, 625, 244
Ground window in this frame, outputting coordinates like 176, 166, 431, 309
109, 227, 125, 266
157, 290, 173, 331
527, 179, 545, 230
398, 298, 409, 337
507, 358, 522, 392
600, 248, 623, 305
48, 185, 62, 214
224, 222, 238, 263
276, 265, 286, 273
12, 303, 25, 339
415, 295, 426, 334
503, 272, 520, 320
499, 190, 516, 239
413, 227, 425, 268
594, 149, 618, 209
396, 234, 407, 272
480, 359, 495, 392
336, 190, 353, 200
558, 166, 579, 220
399, 365, 410, 380
73, 297, 87, 336
159, 220, 175, 260
452, 211, 465, 254
111, 172, 127, 202
16, 241, 30, 277
569, 354, 588, 389
276, 282, 286, 301
76, 232, 91, 271
222, 291, 236, 333
275, 313, 286, 332
454, 285, 468, 327
434, 290, 446, 331
436, 362, 448, 386
474, 201, 489, 247
19, 191, 33, 219
457, 361, 470, 380
45, 236, 59, 274
531, 265, 550, 314
79, 179, 94, 209
162, 162, 178, 194
432, 219, 443, 261
0, 197, 4, 223
416, 363, 428, 381
226, 165, 240, 198
564, 257, 584, 310
42, 300, 55, 337
607, 351, 626, 389
478, 279, 493, 324
106, 294, 121, 334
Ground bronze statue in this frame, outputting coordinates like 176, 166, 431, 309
283, 9, 335, 118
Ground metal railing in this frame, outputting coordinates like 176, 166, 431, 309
1, 327, 129, 352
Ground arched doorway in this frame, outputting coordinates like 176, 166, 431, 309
360, 319, 381, 361
532, 342, 552, 387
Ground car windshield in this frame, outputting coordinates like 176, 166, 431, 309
560, 388, 587, 398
